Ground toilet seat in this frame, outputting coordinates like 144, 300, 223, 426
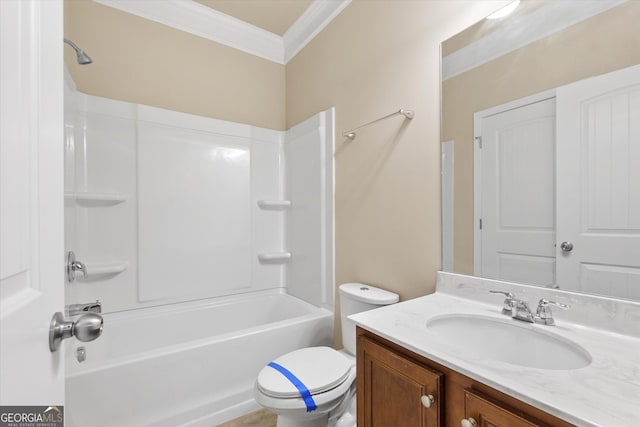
257, 347, 352, 399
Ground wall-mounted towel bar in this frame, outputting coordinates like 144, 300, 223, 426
343, 108, 414, 140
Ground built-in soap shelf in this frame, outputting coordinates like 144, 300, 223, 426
82, 261, 129, 278
257, 200, 291, 210
65, 191, 128, 207
257, 252, 291, 263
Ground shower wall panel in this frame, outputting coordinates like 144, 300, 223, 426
65, 91, 286, 312
65, 74, 333, 313
137, 121, 252, 301
285, 109, 335, 311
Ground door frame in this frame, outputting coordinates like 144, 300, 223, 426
472, 89, 556, 276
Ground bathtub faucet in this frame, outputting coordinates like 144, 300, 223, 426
68, 300, 102, 317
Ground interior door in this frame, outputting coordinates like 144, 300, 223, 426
556, 64, 640, 299
0, 0, 65, 408
477, 98, 556, 286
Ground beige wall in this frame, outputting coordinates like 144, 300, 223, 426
442, 2, 640, 275
64, 0, 285, 130
286, 0, 505, 347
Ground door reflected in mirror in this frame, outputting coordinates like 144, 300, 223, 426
441, 0, 640, 301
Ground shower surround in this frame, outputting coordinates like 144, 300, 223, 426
63, 71, 334, 426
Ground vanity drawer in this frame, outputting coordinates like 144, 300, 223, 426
463, 389, 549, 427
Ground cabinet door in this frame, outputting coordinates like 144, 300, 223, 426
358, 336, 442, 427
463, 390, 549, 427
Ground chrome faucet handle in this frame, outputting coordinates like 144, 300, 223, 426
67, 251, 87, 283
489, 290, 516, 315
535, 299, 569, 326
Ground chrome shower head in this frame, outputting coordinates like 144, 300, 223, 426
64, 38, 92, 65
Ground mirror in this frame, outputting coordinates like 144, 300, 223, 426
441, 0, 640, 301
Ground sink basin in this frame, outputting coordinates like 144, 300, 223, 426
426, 314, 591, 370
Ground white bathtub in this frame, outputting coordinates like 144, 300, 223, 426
65, 290, 333, 427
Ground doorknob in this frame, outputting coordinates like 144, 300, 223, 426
49, 312, 103, 352
560, 241, 574, 252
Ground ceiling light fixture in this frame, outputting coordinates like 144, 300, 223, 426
487, 0, 520, 20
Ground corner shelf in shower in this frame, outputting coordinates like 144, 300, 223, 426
65, 191, 128, 207
257, 200, 291, 210
257, 252, 291, 264
83, 261, 129, 278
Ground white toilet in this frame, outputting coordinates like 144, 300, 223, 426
254, 283, 399, 427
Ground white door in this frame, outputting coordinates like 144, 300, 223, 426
556, 64, 640, 300
476, 98, 556, 286
0, 0, 65, 409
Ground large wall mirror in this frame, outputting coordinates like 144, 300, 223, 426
441, 0, 640, 301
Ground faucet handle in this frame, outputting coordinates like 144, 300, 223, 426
489, 290, 516, 315
535, 299, 569, 325
489, 290, 515, 298
67, 251, 87, 283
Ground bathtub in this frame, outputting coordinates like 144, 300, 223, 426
65, 290, 333, 427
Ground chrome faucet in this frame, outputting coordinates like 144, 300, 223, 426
68, 300, 101, 317
511, 299, 534, 323
490, 290, 534, 323
490, 291, 570, 325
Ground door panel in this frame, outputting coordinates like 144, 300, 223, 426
556, 64, 640, 298
477, 98, 556, 286
358, 336, 442, 427
0, 0, 64, 406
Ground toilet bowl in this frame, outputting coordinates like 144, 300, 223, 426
254, 283, 399, 427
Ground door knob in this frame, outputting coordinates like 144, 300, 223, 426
49, 312, 103, 352
560, 241, 574, 252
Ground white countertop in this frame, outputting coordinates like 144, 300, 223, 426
350, 272, 640, 427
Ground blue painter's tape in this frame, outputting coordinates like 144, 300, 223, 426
267, 362, 318, 412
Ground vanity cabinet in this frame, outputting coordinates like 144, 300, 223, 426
358, 335, 442, 426
356, 328, 574, 427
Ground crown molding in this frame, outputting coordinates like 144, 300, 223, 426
94, 0, 350, 65
284, 0, 351, 63
442, 0, 627, 81
95, 0, 284, 63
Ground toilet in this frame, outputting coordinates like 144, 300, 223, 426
254, 283, 399, 427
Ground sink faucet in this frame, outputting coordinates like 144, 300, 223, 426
490, 291, 570, 325
511, 299, 534, 323
68, 300, 102, 317
490, 290, 534, 323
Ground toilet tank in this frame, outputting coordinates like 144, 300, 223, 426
339, 283, 399, 355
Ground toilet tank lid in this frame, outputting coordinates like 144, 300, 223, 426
339, 283, 399, 305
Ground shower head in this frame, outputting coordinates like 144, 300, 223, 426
64, 38, 92, 65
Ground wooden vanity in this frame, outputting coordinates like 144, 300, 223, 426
357, 327, 574, 427
350, 273, 640, 427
